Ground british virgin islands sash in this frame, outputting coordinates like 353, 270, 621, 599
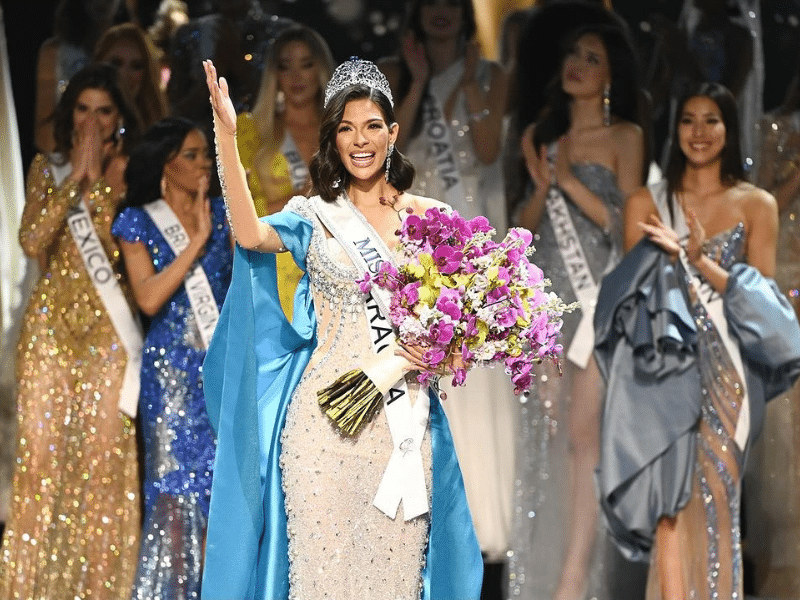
312, 195, 430, 521
144, 199, 220, 349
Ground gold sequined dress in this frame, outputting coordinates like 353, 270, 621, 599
0, 154, 140, 600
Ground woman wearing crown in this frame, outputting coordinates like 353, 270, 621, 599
201, 57, 483, 599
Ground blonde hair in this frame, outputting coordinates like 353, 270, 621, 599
94, 22, 167, 130
250, 25, 334, 198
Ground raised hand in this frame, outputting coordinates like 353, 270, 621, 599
638, 213, 681, 258
71, 115, 104, 184
203, 60, 237, 136
521, 124, 550, 194
401, 32, 429, 83
193, 175, 213, 248
683, 208, 706, 264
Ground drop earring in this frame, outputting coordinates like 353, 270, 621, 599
385, 144, 394, 182
602, 83, 611, 127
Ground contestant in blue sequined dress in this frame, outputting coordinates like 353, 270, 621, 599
112, 118, 232, 599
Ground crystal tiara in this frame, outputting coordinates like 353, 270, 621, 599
323, 57, 394, 108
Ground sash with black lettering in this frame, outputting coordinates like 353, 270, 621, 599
144, 199, 220, 349
312, 195, 430, 520
421, 93, 468, 209
66, 197, 143, 417
545, 183, 599, 368
280, 131, 309, 192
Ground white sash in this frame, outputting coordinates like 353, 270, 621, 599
545, 183, 598, 368
143, 199, 220, 349
66, 198, 142, 417
279, 132, 309, 192
420, 93, 468, 209
312, 195, 430, 520
653, 182, 750, 451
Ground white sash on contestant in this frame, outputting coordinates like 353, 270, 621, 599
421, 93, 468, 209
654, 182, 750, 451
280, 132, 309, 192
143, 199, 220, 349
66, 198, 143, 418
545, 183, 599, 369
312, 195, 430, 521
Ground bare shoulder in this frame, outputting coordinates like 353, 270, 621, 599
734, 181, 777, 220
610, 120, 644, 147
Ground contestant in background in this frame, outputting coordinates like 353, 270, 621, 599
597, 81, 798, 600
236, 24, 333, 319
511, 22, 645, 600
0, 63, 142, 600
113, 116, 232, 600
379, 0, 515, 573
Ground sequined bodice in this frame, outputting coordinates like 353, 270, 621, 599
278, 197, 431, 599
534, 163, 624, 341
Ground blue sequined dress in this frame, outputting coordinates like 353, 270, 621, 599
112, 196, 232, 600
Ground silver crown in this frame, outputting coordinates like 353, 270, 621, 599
324, 57, 393, 108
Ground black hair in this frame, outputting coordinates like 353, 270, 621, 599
533, 22, 642, 149
52, 62, 140, 159
122, 117, 203, 208
309, 85, 415, 202
664, 82, 744, 201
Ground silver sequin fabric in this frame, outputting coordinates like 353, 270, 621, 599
279, 197, 431, 600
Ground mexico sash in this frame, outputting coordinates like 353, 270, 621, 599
66, 198, 143, 417
144, 199, 220, 349
312, 195, 430, 520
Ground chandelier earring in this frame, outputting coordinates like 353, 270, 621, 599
602, 83, 611, 127
385, 144, 394, 182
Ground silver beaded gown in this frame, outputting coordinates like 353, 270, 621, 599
508, 163, 647, 599
278, 197, 432, 599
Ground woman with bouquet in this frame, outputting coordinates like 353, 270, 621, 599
512, 22, 646, 600
595, 82, 800, 600
201, 56, 484, 599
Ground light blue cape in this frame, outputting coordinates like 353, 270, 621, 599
201, 211, 483, 599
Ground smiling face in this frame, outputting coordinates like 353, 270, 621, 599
334, 97, 398, 185
560, 32, 610, 100
162, 128, 212, 196
678, 95, 726, 168
276, 40, 321, 108
73, 88, 120, 142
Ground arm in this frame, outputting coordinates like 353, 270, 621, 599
456, 51, 508, 165
203, 60, 287, 253
514, 124, 549, 231
557, 123, 646, 231
380, 36, 429, 153
623, 186, 658, 252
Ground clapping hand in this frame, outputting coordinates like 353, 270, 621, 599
203, 60, 237, 136
521, 124, 550, 194
402, 32, 429, 83
71, 114, 105, 184
193, 175, 213, 249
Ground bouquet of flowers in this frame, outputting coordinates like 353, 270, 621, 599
358, 207, 572, 396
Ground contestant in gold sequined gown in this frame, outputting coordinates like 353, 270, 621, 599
0, 67, 140, 599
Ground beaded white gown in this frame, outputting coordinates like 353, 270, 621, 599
278, 197, 432, 599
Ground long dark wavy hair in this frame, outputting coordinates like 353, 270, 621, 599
122, 117, 202, 209
533, 22, 642, 150
664, 82, 744, 200
52, 62, 140, 160
309, 85, 415, 202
